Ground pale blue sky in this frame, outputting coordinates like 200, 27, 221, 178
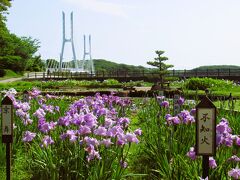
6, 0, 240, 69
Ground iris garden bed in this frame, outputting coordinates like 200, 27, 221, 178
0, 88, 240, 179
1, 76, 240, 179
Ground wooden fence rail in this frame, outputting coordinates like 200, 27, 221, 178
25, 68, 240, 82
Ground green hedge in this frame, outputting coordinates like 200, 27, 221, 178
184, 77, 234, 90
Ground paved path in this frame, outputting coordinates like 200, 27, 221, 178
0, 73, 27, 83
134, 86, 151, 91
0, 77, 24, 83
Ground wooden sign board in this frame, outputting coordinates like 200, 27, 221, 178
158, 91, 164, 96
196, 96, 216, 156
173, 94, 181, 116
23, 90, 29, 102
1, 96, 13, 143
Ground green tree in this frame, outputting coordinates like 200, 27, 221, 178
0, 0, 12, 56
0, 0, 11, 23
0, 0, 43, 73
147, 50, 174, 88
0, 55, 24, 72
0, 34, 41, 72
0, 0, 11, 12
26, 55, 45, 72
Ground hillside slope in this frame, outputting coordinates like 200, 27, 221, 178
93, 59, 153, 72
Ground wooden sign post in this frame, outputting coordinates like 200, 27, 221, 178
23, 90, 29, 102
158, 90, 164, 96
173, 90, 181, 116
1, 96, 13, 180
196, 95, 216, 178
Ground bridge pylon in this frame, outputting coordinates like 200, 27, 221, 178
80, 35, 95, 74
59, 11, 78, 71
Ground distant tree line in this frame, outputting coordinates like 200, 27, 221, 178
0, 0, 45, 75
192, 65, 240, 71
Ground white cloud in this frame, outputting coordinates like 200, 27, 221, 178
64, 0, 128, 18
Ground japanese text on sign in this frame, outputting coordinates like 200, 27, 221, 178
197, 108, 214, 154
2, 105, 12, 135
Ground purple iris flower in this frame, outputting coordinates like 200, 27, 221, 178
86, 148, 101, 162
104, 118, 115, 128
134, 128, 142, 136
120, 160, 128, 168
209, 157, 217, 169
160, 101, 169, 108
235, 137, 240, 146
107, 126, 123, 137
186, 147, 196, 160
224, 135, 233, 147
33, 108, 46, 119
100, 139, 113, 147
156, 96, 165, 105
39, 121, 56, 133
41, 135, 54, 148
58, 115, 71, 126
117, 117, 130, 126
84, 137, 99, 147
179, 110, 195, 124
190, 108, 196, 116
125, 133, 139, 143
228, 168, 240, 179
228, 155, 240, 162
177, 97, 185, 105
216, 121, 228, 134
94, 126, 107, 136
66, 130, 78, 142
84, 113, 97, 128
20, 102, 30, 112
22, 131, 36, 142
78, 125, 92, 135
29, 88, 41, 98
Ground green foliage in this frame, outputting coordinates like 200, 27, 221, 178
131, 98, 198, 179
26, 55, 45, 72
0, 55, 25, 72
0, 0, 11, 13
183, 77, 234, 90
0, 79, 147, 91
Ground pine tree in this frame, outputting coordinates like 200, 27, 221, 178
147, 50, 173, 88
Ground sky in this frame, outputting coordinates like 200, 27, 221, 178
5, 0, 240, 69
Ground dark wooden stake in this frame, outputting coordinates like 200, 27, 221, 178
6, 143, 11, 180
202, 155, 209, 178
1, 96, 13, 180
